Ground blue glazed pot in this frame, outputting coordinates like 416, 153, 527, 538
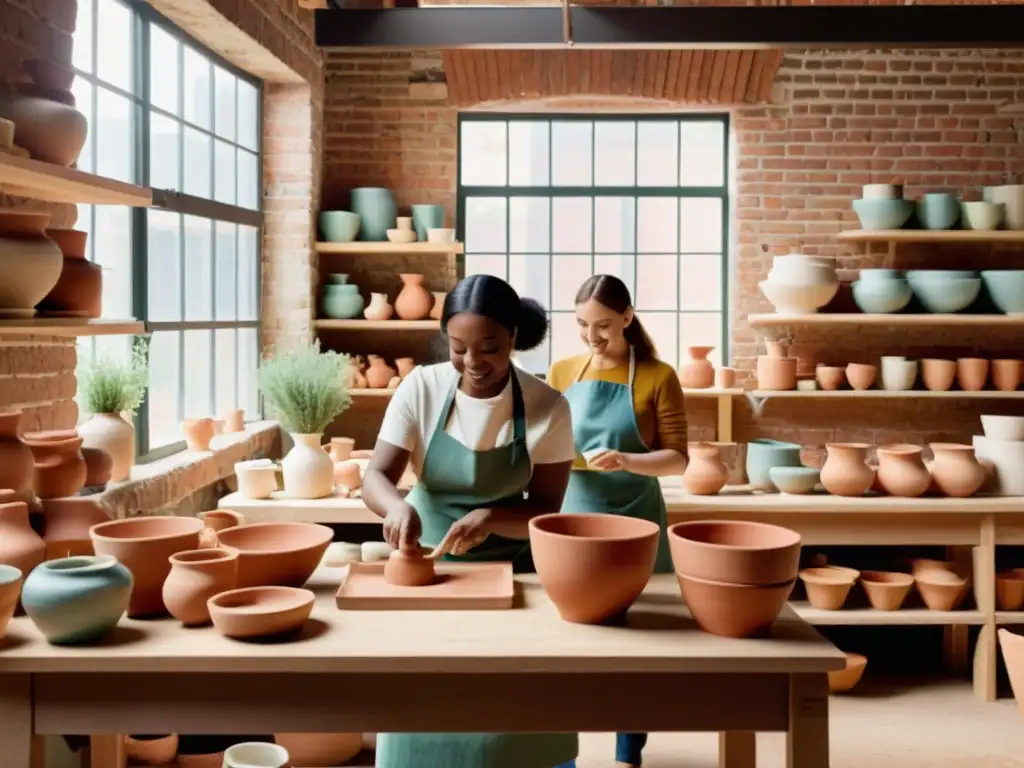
349, 188, 397, 242
318, 211, 360, 243
916, 193, 960, 230
411, 204, 445, 241
22, 555, 132, 645
982, 270, 1024, 315
746, 439, 803, 490
322, 283, 365, 319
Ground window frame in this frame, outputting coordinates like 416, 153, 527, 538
455, 112, 730, 375
73, 0, 264, 461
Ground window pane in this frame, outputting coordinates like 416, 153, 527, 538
97, 0, 133, 92
680, 198, 723, 254
148, 330, 181, 449
75, 0, 94, 74
184, 329, 213, 418
509, 197, 549, 254
636, 254, 678, 311
508, 121, 549, 186
214, 66, 237, 142
148, 210, 181, 322
183, 126, 212, 198
552, 254, 590, 311
594, 121, 635, 187
238, 150, 259, 210
214, 140, 236, 205
150, 23, 180, 115
149, 112, 180, 190
681, 253, 723, 312
215, 329, 237, 415
594, 254, 635, 297
637, 197, 677, 253
465, 253, 506, 280
551, 197, 591, 254
93, 206, 133, 319
551, 121, 592, 186
238, 80, 259, 152
550, 312, 581, 365
637, 312, 679, 369
71, 80, 94, 174
461, 121, 506, 186
184, 215, 213, 321
238, 327, 260, 417
594, 198, 635, 254
679, 312, 723, 369
183, 46, 212, 129
637, 121, 678, 187
465, 197, 506, 253
680, 121, 725, 187
96, 87, 133, 183
238, 225, 259, 321
509, 253, 549, 312
215, 222, 238, 320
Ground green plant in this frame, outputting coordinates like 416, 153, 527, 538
77, 338, 151, 415
259, 340, 352, 434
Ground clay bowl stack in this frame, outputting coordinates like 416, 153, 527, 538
667, 520, 802, 638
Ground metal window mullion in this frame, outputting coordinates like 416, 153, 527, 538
547, 119, 553, 371
131, 3, 152, 456
177, 212, 186, 422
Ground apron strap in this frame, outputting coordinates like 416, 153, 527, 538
574, 347, 636, 388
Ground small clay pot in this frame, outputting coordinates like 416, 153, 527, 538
828, 652, 868, 693
198, 509, 246, 533
329, 437, 354, 462
957, 357, 989, 392
125, 734, 179, 765
394, 273, 433, 320
678, 346, 715, 389
23, 432, 87, 499
915, 569, 968, 611
366, 355, 396, 389
921, 358, 956, 391
223, 408, 245, 433
384, 549, 436, 587
997, 568, 1024, 611
815, 366, 845, 391
799, 566, 859, 611
991, 359, 1023, 392
334, 459, 362, 492
715, 367, 736, 389
845, 363, 877, 391
929, 442, 986, 498
429, 292, 446, 320
756, 353, 797, 390
182, 418, 215, 452
364, 292, 393, 321
82, 446, 113, 487
40, 497, 110, 559
38, 228, 101, 317
875, 444, 931, 498
860, 570, 914, 611
163, 548, 239, 626
273, 734, 363, 768
395, 357, 416, 379
681, 442, 727, 495
820, 443, 875, 497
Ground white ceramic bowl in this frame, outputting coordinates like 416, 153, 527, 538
880, 359, 918, 391
981, 414, 1024, 441
759, 280, 838, 315
427, 227, 456, 244
768, 254, 838, 286
961, 201, 1004, 231
862, 183, 903, 200
386, 228, 417, 244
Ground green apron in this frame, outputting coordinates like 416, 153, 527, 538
376, 370, 579, 768
560, 348, 673, 574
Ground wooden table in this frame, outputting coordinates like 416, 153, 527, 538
0, 574, 843, 768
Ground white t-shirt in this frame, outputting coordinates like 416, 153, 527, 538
377, 362, 576, 476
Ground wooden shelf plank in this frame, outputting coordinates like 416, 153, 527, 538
316, 241, 464, 255
996, 611, 1024, 624
315, 319, 440, 331
838, 229, 1024, 244
0, 318, 144, 337
0, 153, 151, 207
681, 388, 746, 398
350, 388, 395, 398
748, 313, 1024, 328
750, 389, 1024, 399
792, 602, 984, 626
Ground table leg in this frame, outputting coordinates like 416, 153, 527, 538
786, 673, 829, 768
719, 731, 756, 768
0, 673, 32, 768
90, 735, 126, 768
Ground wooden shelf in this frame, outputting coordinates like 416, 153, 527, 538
681, 388, 746, 398
316, 241, 463, 255
748, 313, 1024, 329
350, 388, 395, 398
0, 318, 144, 337
750, 389, 1024, 399
315, 319, 440, 331
996, 612, 1024, 625
838, 229, 1024, 244
0, 153, 151, 207
792, 602, 985, 626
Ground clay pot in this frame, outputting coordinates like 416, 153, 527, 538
334, 459, 362, 493
82, 446, 113, 487
828, 653, 868, 693
992, 359, 1023, 392
0, 75, 87, 165
329, 437, 355, 462
799, 566, 859, 611
23, 432, 87, 499
997, 629, 1024, 720
396, 357, 416, 379
363, 292, 393, 321
681, 442, 727, 495
89, 516, 205, 617
715, 367, 736, 389
0, 212, 63, 316
921, 358, 956, 391
40, 497, 110, 559
366, 355, 397, 389
844, 363, 877, 391
388, 376, 401, 389
384, 549, 436, 586
0, 410, 33, 499
198, 509, 246, 533
0, 565, 21, 639
429, 291, 447, 320
815, 366, 845, 391
677, 346, 715, 389
529, 513, 659, 624
223, 408, 245, 433
38, 229, 102, 317
125, 735, 179, 765
929, 442, 986, 498
677, 573, 795, 638
394, 273, 433, 320
667, 520, 802, 586
860, 570, 914, 611
820, 443, 875, 497
182, 418, 216, 452
755, 342, 797, 390
163, 548, 240, 626
0, 501, 45, 575
282, 433, 334, 499
77, 413, 135, 483
997, 568, 1024, 611
213, 522, 334, 589
176, 753, 224, 768
957, 357, 989, 392
209, 586, 315, 640
875, 444, 931, 498
915, 569, 968, 611
235, 460, 277, 500
273, 734, 362, 768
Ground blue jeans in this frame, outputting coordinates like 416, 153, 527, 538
556, 732, 647, 767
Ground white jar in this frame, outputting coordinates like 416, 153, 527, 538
281, 433, 334, 499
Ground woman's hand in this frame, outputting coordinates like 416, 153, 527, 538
431, 508, 493, 557
382, 501, 422, 551
587, 450, 635, 472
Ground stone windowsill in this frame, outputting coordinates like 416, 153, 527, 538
90, 421, 283, 520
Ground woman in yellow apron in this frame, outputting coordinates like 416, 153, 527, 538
363, 274, 579, 768
547, 274, 689, 768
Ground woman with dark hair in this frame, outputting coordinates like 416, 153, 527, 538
363, 273, 578, 768
547, 274, 688, 768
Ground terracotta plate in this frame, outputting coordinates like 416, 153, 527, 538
335, 561, 514, 610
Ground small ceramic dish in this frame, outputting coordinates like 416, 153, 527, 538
386, 228, 417, 244
208, 586, 315, 640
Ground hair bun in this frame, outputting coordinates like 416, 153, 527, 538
515, 297, 549, 351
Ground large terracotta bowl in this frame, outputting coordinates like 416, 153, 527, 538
677, 572, 795, 638
208, 586, 315, 639
529, 513, 659, 625
667, 520, 801, 586
214, 522, 333, 588
90, 516, 205, 617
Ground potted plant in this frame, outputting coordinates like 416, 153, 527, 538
76, 338, 149, 483
259, 340, 351, 499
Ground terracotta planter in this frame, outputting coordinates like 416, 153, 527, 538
667, 520, 802, 586
40, 497, 110, 559
997, 629, 1024, 720
529, 513, 659, 624
677, 346, 715, 389
921, 358, 957, 391
0, 410, 33, 499
0, 211, 63, 316
957, 357, 989, 392
77, 413, 135, 483
163, 548, 240, 626
182, 417, 215, 451
844, 363, 877, 391
0, 565, 21, 639
23, 432, 87, 499
329, 437, 354, 462
282, 433, 334, 499
860, 570, 914, 611
715, 367, 736, 389
38, 228, 102, 317
815, 366, 844, 391
997, 568, 1024, 611
991, 359, 1023, 392
681, 442, 727, 495
929, 442, 985, 498
677, 573, 795, 638
755, 342, 797, 390
915, 569, 968, 611
799, 566, 859, 611
820, 443, 875, 497
875, 444, 931, 498
366, 355, 397, 389
396, 357, 416, 379
223, 408, 245, 433
89, 516, 205, 617
828, 653, 868, 693
125, 735, 179, 766
213, 521, 334, 589
363, 292, 393, 321
273, 734, 363, 768
394, 273, 432, 320
0, 501, 45, 576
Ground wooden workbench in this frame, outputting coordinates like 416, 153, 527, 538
0, 574, 843, 768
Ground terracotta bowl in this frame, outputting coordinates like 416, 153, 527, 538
915, 569, 969, 611
208, 586, 315, 639
273, 733, 363, 767
214, 522, 334, 588
799, 566, 860, 611
676, 572, 795, 638
828, 652, 868, 693
90, 516, 205, 617
667, 520, 802, 586
860, 570, 914, 611
529, 513, 659, 625
997, 568, 1024, 611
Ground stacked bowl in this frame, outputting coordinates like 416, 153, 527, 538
758, 252, 838, 315
972, 414, 1024, 496
668, 520, 802, 638
906, 270, 980, 313
981, 270, 1024, 315
852, 269, 912, 314
852, 184, 915, 231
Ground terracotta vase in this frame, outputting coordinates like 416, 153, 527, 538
273, 734, 363, 767
281, 433, 334, 499
329, 437, 354, 462
223, 408, 245, 433
845, 363, 877, 391
394, 273, 433, 320
921, 358, 956, 392
957, 357, 989, 392
715, 367, 736, 389
815, 366, 845, 391
929, 443, 986, 498
991, 359, 1023, 392
182, 418, 216, 451
38, 229, 102, 317
0, 409, 34, 499
40, 497, 110, 559
677, 346, 715, 389
681, 442, 728, 495
0, 60, 87, 166
23, 432, 87, 499
876, 444, 931, 498
396, 357, 416, 379
363, 292, 393, 321
0, 501, 45, 575
163, 548, 240, 626
820, 443, 875, 497
77, 413, 135, 483
82, 447, 113, 487
429, 291, 447, 320
0, 211, 63, 317
755, 341, 797, 390
366, 355, 396, 389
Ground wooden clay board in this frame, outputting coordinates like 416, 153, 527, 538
335, 561, 514, 610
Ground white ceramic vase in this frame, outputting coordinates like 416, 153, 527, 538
989, 185, 1024, 230
77, 413, 135, 483
281, 433, 334, 499
972, 435, 1024, 496
224, 742, 290, 768
760, 252, 839, 315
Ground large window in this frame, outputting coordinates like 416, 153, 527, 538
457, 115, 729, 376
73, 0, 262, 457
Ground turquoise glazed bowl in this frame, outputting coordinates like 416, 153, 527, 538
746, 439, 803, 489
852, 198, 915, 230
911, 277, 981, 313
22, 555, 132, 645
852, 279, 912, 314
916, 193, 960, 230
411, 204, 445, 241
769, 466, 820, 495
349, 187, 397, 242
981, 270, 1024, 315
318, 211, 360, 243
